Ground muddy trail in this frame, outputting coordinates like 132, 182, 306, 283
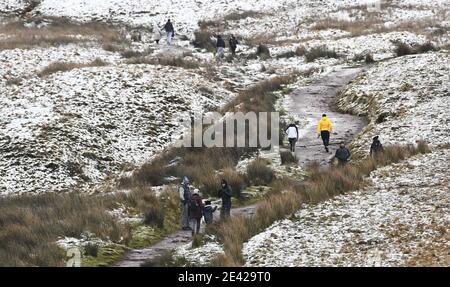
114, 204, 257, 267
285, 66, 366, 167
114, 66, 366, 267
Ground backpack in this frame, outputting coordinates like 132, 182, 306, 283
189, 198, 200, 213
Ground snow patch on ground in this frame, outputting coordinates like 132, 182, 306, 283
243, 149, 450, 266
0, 56, 231, 195
337, 52, 449, 156
174, 235, 224, 266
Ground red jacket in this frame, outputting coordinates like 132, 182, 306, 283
188, 194, 204, 220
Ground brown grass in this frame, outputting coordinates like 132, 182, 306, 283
246, 158, 275, 186
394, 41, 439, 57
305, 46, 340, 62
115, 186, 181, 238
312, 18, 384, 34
0, 193, 128, 267
223, 11, 264, 21
5, 77, 22, 86
192, 29, 217, 52
353, 53, 375, 63
244, 32, 278, 47
38, 58, 108, 77
211, 142, 431, 266
275, 46, 307, 59
127, 74, 298, 197
255, 44, 271, 59
127, 56, 200, 69
280, 150, 298, 165
0, 18, 127, 50
191, 234, 205, 249
224, 73, 297, 113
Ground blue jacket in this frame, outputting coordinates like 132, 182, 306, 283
203, 205, 217, 224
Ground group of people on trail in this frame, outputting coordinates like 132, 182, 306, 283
179, 177, 232, 236
215, 34, 239, 62
285, 114, 384, 166
151, 19, 240, 64
152, 19, 175, 45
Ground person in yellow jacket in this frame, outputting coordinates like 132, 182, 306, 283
317, 114, 333, 153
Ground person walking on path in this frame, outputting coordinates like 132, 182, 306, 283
164, 19, 174, 45
370, 136, 384, 157
216, 35, 226, 63
179, 176, 191, 230
152, 22, 162, 44
317, 114, 333, 153
229, 34, 238, 55
188, 189, 204, 236
285, 123, 299, 152
203, 200, 218, 225
334, 142, 351, 166
218, 179, 232, 219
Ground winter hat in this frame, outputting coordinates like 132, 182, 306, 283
192, 189, 200, 195
221, 179, 228, 186
182, 176, 189, 185
205, 200, 211, 205
322, 114, 327, 117
373, 136, 379, 141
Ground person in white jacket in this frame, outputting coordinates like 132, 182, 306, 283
285, 123, 299, 152
153, 23, 162, 44
179, 176, 191, 230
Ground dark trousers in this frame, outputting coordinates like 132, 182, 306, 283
288, 138, 297, 152
189, 217, 201, 235
221, 206, 231, 219
320, 131, 330, 147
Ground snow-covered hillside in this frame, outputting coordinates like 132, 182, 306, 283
0, 1, 448, 194
338, 52, 449, 157
0, 52, 231, 194
243, 148, 450, 266
1, 0, 449, 268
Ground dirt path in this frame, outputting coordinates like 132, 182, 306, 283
114, 204, 257, 267
285, 67, 366, 166
114, 66, 366, 267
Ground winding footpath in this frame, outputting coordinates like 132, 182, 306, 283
114, 204, 257, 267
286, 67, 366, 166
114, 66, 366, 267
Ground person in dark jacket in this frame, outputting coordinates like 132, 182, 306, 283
335, 142, 351, 166
218, 179, 232, 219
203, 200, 217, 224
164, 19, 174, 45
370, 136, 384, 157
229, 34, 238, 55
188, 189, 204, 236
216, 35, 226, 63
